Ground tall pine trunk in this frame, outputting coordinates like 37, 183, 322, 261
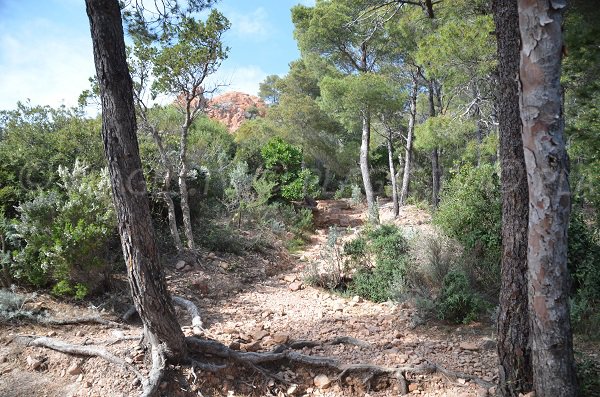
400, 74, 418, 206
85, 0, 187, 361
518, 0, 577, 395
360, 110, 377, 222
492, 0, 532, 395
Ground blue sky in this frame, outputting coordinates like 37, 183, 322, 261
0, 0, 314, 111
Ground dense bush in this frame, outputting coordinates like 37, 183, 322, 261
569, 207, 600, 338
436, 270, 487, 324
434, 164, 501, 255
9, 161, 116, 296
261, 137, 320, 201
344, 224, 410, 302
0, 104, 104, 217
434, 164, 501, 298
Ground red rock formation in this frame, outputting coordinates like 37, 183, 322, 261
205, 91, 266, 132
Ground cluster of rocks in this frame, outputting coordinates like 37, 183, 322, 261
205, 91, 266, 132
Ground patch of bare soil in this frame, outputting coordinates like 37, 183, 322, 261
0, 200, 596, 397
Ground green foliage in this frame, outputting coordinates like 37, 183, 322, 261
569, 207, 600, 338
11, 161, 116, 292
261, 137, 320, 201
345, 225, 410, 302
319, 73, 401, 132
196, 220, 245, 254
414, 115, 476, 152
433, 164, 501, 299
434, 164, 501, 257
0, 104, 104, 216
416, 15, 496, 88
436, 271, 487, 324
564, 0, 600, 222
575, 351, 600, 397
151, 11, 230, 96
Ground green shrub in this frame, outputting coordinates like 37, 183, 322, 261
569, 207, 600, 338
434, 164, 501, 298
350, 256, 406, 302
11, 160, 116, 293
261, 137, 320, 201
436, 270, 487, 324
575, 351, 600, 397
434, 164, 501, 256
346, 224, 410, 302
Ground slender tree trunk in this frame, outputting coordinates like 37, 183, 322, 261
178, 124, 195, 250
386, 136, 399, 218
360, 110, 378, 222
472, 85, 483, 167
427, 81, 441, 208
85, 0, 187, 361
400, 75, 418, 206
431, 149, 441, 208
518, 1, 578, 395
492, 1, 532, 395
145, 124, 183, 252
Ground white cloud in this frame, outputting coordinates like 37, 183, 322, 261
0, 18, 95, 110
225, 7, 271, 40
205, 65, 268, 96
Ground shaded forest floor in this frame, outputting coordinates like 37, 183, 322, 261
1, 200, 598, 397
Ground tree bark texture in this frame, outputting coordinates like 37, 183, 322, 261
178, 124, 195, 250
400, 74, 418, 206
427, 81, 441, 208
85, 0, 187, 361
386, 136, 399, 218
360, 110, 378, 222
518, 0, 577, 395
492, 0, 533, 395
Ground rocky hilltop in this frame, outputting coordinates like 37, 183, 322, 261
206, 91, 266, 132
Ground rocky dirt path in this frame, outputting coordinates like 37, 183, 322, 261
192, 201, 499, 397
0, 200, 499, 397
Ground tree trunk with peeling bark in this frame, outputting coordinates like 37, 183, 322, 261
400, 74, 418, 207
518, 0, 577, 395
85, 0, 187, 361
492, 0, 533, 395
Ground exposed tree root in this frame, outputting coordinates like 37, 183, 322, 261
282, 336, 372, 351
172, 296, 204, 334
123, 296, 203, 335
14, 296, 494, 396
14, 335, 144, 383
141, 344, 166, 397
185, 337, 495, 392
